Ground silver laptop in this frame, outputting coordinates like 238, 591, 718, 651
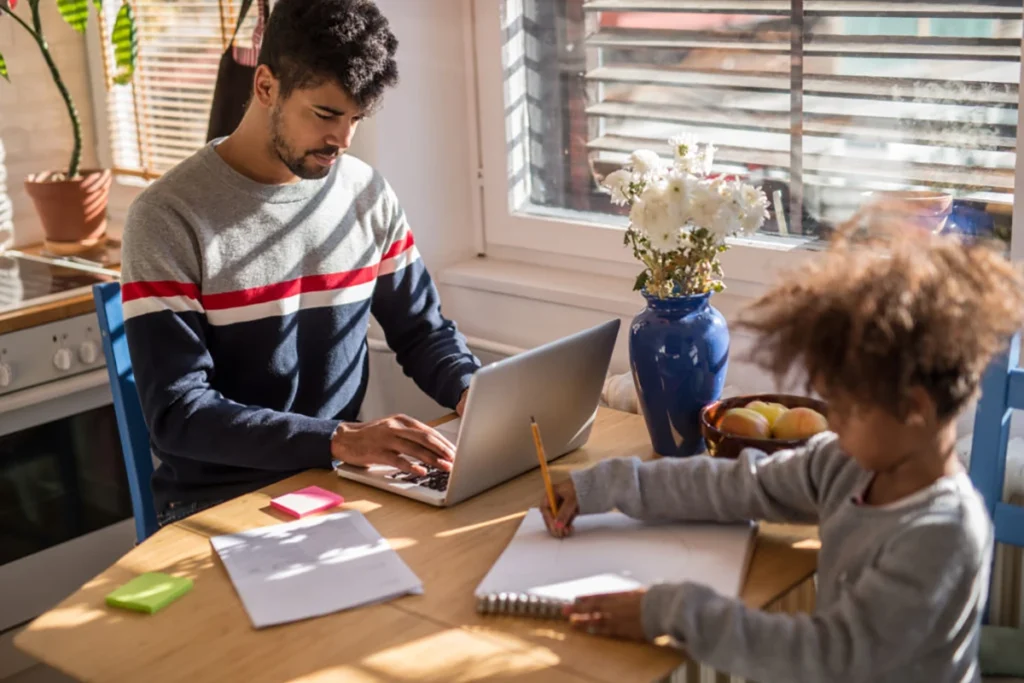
334, 319, 620, 507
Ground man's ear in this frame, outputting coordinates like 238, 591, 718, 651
252, 64, 278, 107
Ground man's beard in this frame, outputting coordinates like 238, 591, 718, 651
269, 106, 339, 180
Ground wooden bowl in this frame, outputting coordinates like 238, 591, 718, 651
700, 393, 829, 459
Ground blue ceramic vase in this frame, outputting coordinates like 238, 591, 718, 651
629, 291, 729, 457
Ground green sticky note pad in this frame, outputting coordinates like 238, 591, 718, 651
105, 572, 193, 614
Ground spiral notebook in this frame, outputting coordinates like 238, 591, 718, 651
474, 508, 755, 618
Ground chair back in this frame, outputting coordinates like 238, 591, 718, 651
93, 282, 158, 542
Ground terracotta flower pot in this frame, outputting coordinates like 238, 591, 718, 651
24, 169, 112, 244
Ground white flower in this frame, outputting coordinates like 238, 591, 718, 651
669, 134, 697, 164
602, 169, 635, 206
665, 168, 689, 201
738, 183, 770, 233
630, 182, 685, 252
670, 135, 715, 177
684, 179, 721, 232
629, 149, 665, 179
713, 201, 745, 237
695, 143, 716, 176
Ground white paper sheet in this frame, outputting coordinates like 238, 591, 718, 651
211, 510, 423, 628
475, 509, 755, 603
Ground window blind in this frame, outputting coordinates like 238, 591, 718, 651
579, 0, 1021, 236
97, 0, 259, 179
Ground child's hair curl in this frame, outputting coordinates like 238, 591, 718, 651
739, 210, 1024, 421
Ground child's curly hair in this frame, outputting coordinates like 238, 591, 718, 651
739, 219, 1024, 421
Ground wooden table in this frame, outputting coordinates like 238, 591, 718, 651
15, 408, 818, 683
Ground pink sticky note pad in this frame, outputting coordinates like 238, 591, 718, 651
270, 486, 344, 518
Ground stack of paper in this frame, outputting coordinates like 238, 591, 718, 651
211, 510, 422, 628
475, 509, 755, 603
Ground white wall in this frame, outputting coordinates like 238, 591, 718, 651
0, 2, 99, 247
356, 0, 479, 273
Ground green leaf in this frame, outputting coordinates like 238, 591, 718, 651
57, 0, 89, 33
633, 271, 648, 292
111, 2, 137, 85
0, 50, 8, 82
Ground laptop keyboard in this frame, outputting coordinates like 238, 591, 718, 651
386, 467, 450, 492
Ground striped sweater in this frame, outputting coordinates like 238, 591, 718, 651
121, 142, 480, 513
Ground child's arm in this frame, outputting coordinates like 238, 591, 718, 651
569, 432, 839, 524
641, 519, 984, 681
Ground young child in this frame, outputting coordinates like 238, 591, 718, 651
542, 226, 1024, 683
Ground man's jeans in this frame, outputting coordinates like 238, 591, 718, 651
156, 499, 221, 527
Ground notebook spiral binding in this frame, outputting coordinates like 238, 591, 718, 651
475, 593, 569, 620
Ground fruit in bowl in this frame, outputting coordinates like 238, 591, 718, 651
743, 400, 788, 428
700, 394, 829, 459
717, 408, 771, 438
772, 406, 829, 440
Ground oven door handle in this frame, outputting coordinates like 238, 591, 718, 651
0, 370, 113, 435
0, 369, 110, 412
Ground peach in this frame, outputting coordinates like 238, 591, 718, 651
772, 407, 828, 440
745, 401, 788, 428
718, 408, 771, 439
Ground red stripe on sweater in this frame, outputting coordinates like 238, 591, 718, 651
122, 280, 201, 302
122, 237, 416, 310
201, 264, 379, 310
382, 231, 415, 260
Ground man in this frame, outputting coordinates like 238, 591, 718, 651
120, 0, 479, 526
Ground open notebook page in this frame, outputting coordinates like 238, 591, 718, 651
476, 508, 755, 602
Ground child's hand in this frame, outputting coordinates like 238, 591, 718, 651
540, 479, 579, 538
565, 590, 648, 642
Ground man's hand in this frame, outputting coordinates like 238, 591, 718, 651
565, 590, 648, 642
456, 389, 469, 417
540, 478, 581, 538
331, 415, 456, 476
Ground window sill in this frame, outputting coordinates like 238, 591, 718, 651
437, 256, 767, 322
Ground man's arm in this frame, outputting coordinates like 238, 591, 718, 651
122, 197, 338, 471
570, 433, 842, 525
370, 183, 480, 410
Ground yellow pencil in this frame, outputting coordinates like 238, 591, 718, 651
530, 416, 559, 517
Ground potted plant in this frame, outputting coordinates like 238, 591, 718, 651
601, 136, 769, 457
0, 0, 136, 247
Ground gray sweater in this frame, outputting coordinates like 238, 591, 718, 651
571, 432, 992, 683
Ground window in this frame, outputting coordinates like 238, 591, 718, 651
473, 0, 1024, 277
92, 0, 258, 180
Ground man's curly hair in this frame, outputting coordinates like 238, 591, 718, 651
739, 218, 1024, 422
258, 0, 398, 109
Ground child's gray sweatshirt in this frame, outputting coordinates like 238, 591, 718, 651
571, 433, 991, 683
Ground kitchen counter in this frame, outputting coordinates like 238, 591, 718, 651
0, 242, 122, 335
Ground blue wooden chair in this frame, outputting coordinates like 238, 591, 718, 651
93, 282, 158, 543
969, 333, 1024, 550
969, 332, 1024, 628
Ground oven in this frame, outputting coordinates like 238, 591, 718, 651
0, 253, 135, 659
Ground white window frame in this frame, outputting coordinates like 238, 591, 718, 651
469, 0, 1024, 284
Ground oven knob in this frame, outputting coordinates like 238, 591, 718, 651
53, 348, 73, 372
0, 362, 11, 387
79, 340, 99, 365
